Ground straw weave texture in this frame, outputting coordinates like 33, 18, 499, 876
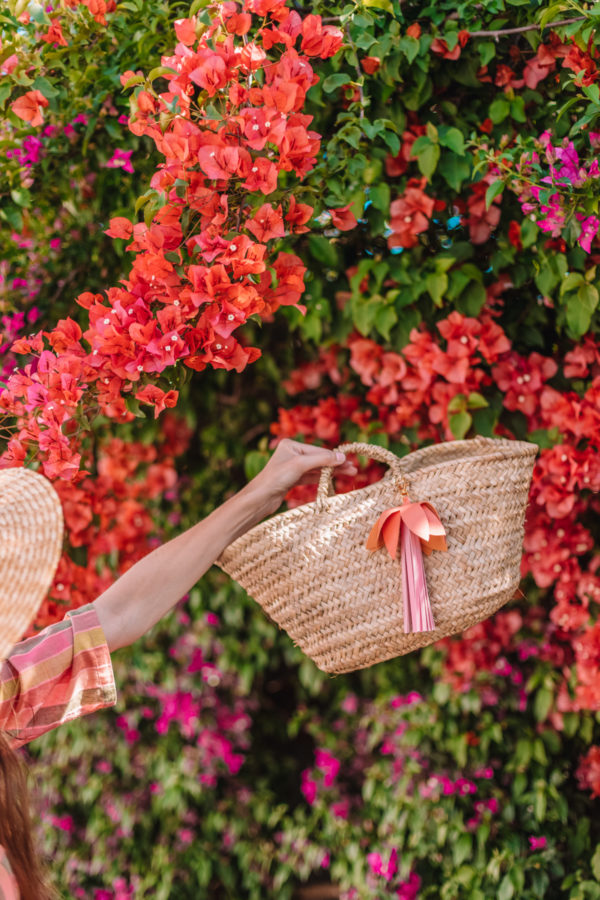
0, 468, 64, 659
218, 436, 538, 674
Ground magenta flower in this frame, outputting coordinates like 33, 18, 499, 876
528, 836, 547, 850
576, 213, 600, 253
315, 748, 340, 786
51, 814, 74, 832
366, 848, 398, 881
105, 148, 134, 173
301, 768, 317, 805
396, 872, 421, 899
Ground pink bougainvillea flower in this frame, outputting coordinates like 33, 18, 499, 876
366, 848, 398, 881
315, 749, 340, 786
300, 768, 317, 805
528, 836, 548, 850
105, 148, 134, 173
576, 213, 600, 253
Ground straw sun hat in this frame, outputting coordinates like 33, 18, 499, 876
0, 468, 64, 659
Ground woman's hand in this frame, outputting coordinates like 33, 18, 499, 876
242, 438, 358, 519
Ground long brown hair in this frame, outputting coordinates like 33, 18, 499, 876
0, 732, 56, 900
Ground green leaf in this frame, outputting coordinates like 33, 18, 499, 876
591, 844, 600, 881
10, 188, 31, 208
369, 182, 390, 213
534, 686, 553, 722
538, 3, 568, 28
414, 140, 440, 180
0, 83, 12, 109
534, 783, 547, 822
447, 393, 466, 413
438, 126, 465, 155
467, 391, 488, 409
489, 97, 510, 124
374, 305, 398, 340
498, 875, 514, 900
0, 204, 22, 230
449, 409, 472, 439
561, 272, 586, 294
485, 179, 504, 209
122, 74, 145, 90
566, 283, 599, 337
322, 73, 350, 93
478, 41, 496, 67
148, 65, 176, 81
398, 35, 420, 63
352, 298, 379, 336
453, 833, 472, 866
511, 96, 527, 123
31, 75, 59, 99
439, 154, 471, 191
426, 271, 448, 306
380, 129, 400, 156
583, 83, 600, 104
308, 235, 339, 268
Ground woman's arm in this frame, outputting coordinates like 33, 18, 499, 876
93, 440, 355, 652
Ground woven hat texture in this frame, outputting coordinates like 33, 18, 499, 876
0, 468, 64, 659
217, 436, 538, 674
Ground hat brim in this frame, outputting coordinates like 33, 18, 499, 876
0, 468, 64, 659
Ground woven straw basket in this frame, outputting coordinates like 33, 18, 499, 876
217, 436, 538, 674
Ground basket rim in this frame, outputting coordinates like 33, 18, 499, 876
218, 436, 538, 561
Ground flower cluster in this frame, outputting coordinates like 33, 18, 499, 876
0, 1, 343, 479
512, 132, 600, 253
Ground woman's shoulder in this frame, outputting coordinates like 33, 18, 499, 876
0, 845, 20, 899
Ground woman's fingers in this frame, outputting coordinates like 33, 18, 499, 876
296, 462, 358, 485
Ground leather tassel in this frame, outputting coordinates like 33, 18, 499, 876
366, 498, 447, 634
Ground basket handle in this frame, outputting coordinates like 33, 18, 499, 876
316, 442, 404, 510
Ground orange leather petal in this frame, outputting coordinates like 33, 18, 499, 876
365, 506, 402, 551
399, 501, 430, 541
381, 511, 402, 559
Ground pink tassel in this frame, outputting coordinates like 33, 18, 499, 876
401, 524, 435, 633
366, 497, 445, 634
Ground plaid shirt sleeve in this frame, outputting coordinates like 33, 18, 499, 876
0, 603, 116, 749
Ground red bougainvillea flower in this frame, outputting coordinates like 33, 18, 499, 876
388, 178, 435, 249
11, 89, 49, 126
135, 385, 179, 418
330, 204, 358, 231
385, 121, 426, 177
1, 2, 345, 486
431, 30, 469, 60
577, 746, 600, 798
562, 41, 598, 86
104, 217, 134, 240
300, 15, 343, 58
361, 56, 380, 74
174, 16, 197, 45
41, 20, 68, 46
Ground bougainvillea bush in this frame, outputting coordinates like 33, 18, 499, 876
6, 0, 600, 896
